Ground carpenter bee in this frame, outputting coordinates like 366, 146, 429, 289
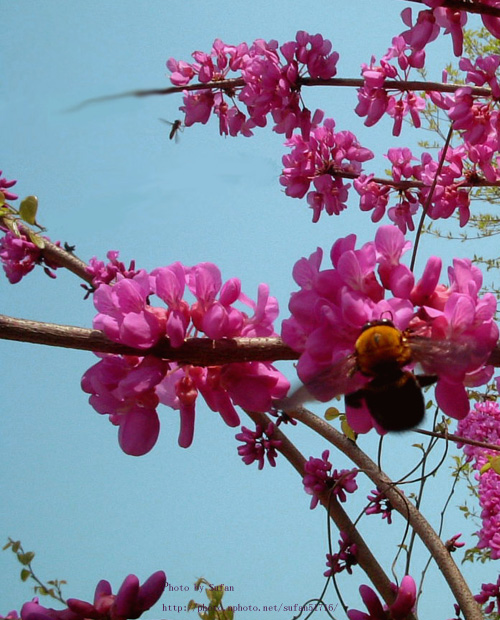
281, 319, 488, 432
343, 320, 437, 431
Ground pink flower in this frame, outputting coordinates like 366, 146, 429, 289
86, 251, 139, 289
280, 118, 374, 222
236, 423, 282, 469
86, 259, 289, 453
324, 532, 358, 576
81, 355, 167, 456
347, 576, 416, 620
21, 572, 166, 620
0, 170, 18, 201
93, 273, 166, 349
168, 33, 337, 138
0, 230, 60, 283
281, 227, 497, 434
302, 450, 358, 509
366, 489, 393, 524
475, 575, 500, 615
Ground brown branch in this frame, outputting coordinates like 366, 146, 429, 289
290, 407, 483, 620
0, 314, 299, 365
3, 314, 500, 370
415, 428, 500, 453
243, 410, 409, 614
69, 77, 493, 113
404, 0, 500, 18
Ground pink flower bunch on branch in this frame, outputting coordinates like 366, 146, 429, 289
302, 449, 358, 509
281, 225, 498, 433
167, 31, 338, 138
82, 259, 289, 455
20, 571, 166, 620
280, 118, 374, 222
356, 36, 426, 135
457, 400, 500, 558
347, 575, 416, 620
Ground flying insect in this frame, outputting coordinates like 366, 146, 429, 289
159, 118, 183, 141
281, 318, 488, 432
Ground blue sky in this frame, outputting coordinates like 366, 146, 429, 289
2, 2, 498, 619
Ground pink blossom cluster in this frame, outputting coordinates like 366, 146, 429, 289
281, 225, 498, 434
167, 32, 338, 138
400, 1, 500, 58
475, 575, 500, 615
280, 118, 374, 222
0, 230, 60, 284
355, 144, 479, 233
20, 571, 166, 620
282, 131, 479, 231
347, 575, 416, 620
457, 401, 500, 559
235, 422, 282, 469
356, 36, 426, 136
428, 60, 500, 186
324, 531, 358, 576
86, 250, 139, 289
365, 489, 393, 524
302, 449, 358, 509
0, 170, 18, 201
82, 261, 289, 455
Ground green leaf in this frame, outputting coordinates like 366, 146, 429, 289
11, 540, 21, 553
20, 568, 30, 582
341, 418, 356, 441
324, 406, 340, 421
17, 551, 35, 565
19, 195, 38, 225
27, 230, 45, 249
0, 192, 5, 207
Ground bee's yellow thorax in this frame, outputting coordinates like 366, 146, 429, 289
355, 324, 412, 376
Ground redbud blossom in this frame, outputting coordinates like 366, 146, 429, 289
281, 226, 497, 433
167, 32, 337, 139
302, 450, 358, 509
83, 260, 289, 454
347, 575, 417, 620
324, 532, 358, 576
21, 572, 166, 620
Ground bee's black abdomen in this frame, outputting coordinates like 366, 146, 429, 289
345, 371, 436, 432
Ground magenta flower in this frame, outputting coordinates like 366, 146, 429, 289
280, 118, 374, 222
0, 170, 18, 201
81, 355, 168, 456
86, 251, 139, 289
21, 572, 166, 620
93, 273, 166, 349
236, 423, 282, 469
302, 450, 358, 509
445, 533, 465, 552
457, 401, 500, 558
347, 575, 416, 620
366, 489, 393, 524
475, 575, 500, 615
281, 226, 497, 433
324, 532, 358, 576
168, 33, 337, 138
85, 259, 289, 453
0, 230, 60, 284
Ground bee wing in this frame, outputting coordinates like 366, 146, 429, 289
277, 354, 360, 411
407, 334, 491, 377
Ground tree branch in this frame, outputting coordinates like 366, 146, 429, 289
243, 409, 412, 615
290, 407, 483, 620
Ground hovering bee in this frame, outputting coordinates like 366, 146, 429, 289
159, 118, 183, 141
282, 318, 488, 432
